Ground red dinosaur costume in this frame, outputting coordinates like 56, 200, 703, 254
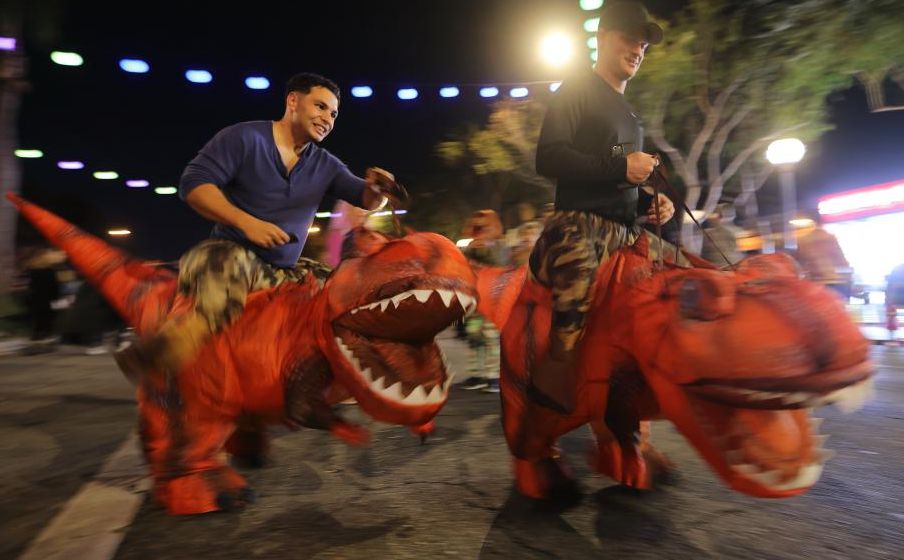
9, 194, 477, 515
475, 232, 874, 501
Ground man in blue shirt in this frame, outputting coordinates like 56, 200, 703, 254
117, 72, 403, 378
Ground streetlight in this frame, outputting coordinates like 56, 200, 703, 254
766, 138, 806, 250
539, 32, 573, 68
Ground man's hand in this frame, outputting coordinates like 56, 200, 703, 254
646, 193, 675, 225
626, 152, 658, 184
366, 167, 409, 206
237, 215, 290, 248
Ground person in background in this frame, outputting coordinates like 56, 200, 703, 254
796, 214, 852, 300
700, 205, 742, 267
459, 209, 510, 393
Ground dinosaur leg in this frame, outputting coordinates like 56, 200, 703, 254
589, 374, 675, 489
506, 400, 579, 502
138, 381, 251, 515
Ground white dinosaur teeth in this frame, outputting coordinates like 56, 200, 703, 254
405, 385, 429, 405
372, 375, 386, 391
427, 384, 443, 403
455, 291, 475, 311
781, 392, 810, 405
817, 448, 836, 462
392, 292, 413, 308
731, 464, 759, 476
382, 382, 404, 402
437, 289, 454, 307
413, 289, 432, 303
749, 469, 782, 487
361, 367, 373, 383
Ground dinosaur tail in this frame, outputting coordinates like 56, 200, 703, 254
7, 193, 177, 333
474, 265, 529, 331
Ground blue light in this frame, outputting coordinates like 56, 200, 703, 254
185, 69, 213, 83
119, 58, 150, 73
351, 86, 373, 98
479, 87, 499, 98
439, 86, 460, 98
397, 88, 419, 100
509, 87, 529, 98
245, 76, 270, 90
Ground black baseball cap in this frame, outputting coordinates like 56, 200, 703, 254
598, 1, 664, 45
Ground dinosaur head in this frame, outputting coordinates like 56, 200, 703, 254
320, 227, 477, 426
628, 252, 873, 498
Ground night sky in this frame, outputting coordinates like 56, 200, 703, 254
14, 0, 904, 260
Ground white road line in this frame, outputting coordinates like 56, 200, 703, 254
18, 432, 149, 560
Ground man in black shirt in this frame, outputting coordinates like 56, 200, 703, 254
529, 1, 674, 412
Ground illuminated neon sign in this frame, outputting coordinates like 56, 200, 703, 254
817, 180, 904, 222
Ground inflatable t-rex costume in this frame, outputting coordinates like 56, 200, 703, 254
9, 194, 477, 515
476, 232, 873, 500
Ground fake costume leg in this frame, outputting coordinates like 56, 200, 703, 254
527, 211, 637, 411
119, 242, 330, 377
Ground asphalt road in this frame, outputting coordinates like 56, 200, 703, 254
2, 340, 902, 559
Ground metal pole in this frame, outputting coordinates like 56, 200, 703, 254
779, 165, 797, 251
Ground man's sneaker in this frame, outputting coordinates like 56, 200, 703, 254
482, 378, 500, 393
460, 376, 489, 390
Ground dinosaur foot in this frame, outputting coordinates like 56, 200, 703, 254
513, 456, 582, 509
155, 466, 253, 515
590, 442, 678, 490
589, 442, 650, 490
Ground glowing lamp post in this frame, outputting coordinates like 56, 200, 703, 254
766, 138, 806, 251
540, 32, 574, 68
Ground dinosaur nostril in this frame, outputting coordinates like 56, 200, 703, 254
679, 279, 702, 318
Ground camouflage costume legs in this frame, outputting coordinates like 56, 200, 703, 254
529, 211, 641, 353
136, 239, 331, 375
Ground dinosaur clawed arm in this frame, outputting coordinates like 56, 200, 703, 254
284, 354, 372, 446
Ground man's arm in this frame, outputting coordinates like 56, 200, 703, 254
536, 80, 627, 183
179, 125, 290, 248
536, 80, 658, 185
184, 185, 289, 248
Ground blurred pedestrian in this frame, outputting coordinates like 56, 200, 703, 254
701, 206, 742, 267
796, 216, 852, 299
460, 210, 510, 393
23, 247, 65, 345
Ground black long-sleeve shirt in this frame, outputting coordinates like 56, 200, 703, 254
536, 69, 649, 224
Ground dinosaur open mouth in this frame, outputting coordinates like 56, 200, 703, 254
332, 326, 453, 407
336, 286, 476, 342
687, 396, 834, 492
683, 368, 873, 493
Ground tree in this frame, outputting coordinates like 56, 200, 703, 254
0, 0, 64, 292
629, 0, 904, 246
436, 99, 553, 228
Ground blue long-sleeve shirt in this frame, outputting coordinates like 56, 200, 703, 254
179, 120, 365, 268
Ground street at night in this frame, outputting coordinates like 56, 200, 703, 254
2, 336, 901, 559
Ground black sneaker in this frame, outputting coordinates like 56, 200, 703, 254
482, 379, 500, 393
460, 376, 489, 390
